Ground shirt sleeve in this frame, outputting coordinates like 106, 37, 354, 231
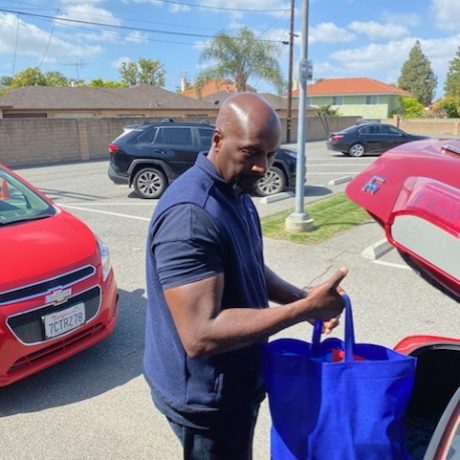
152, 203, 223, 289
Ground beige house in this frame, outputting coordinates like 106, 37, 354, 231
291, 78, 411, 119
0, 85, 215, 119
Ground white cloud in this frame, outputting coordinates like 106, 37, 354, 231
348, 21, 409, 41
325, 35, 460, 92
58, 0, 106, 4
125, 31, 149, 43
431, 0, 460, 31
310, 23, 355, 44
170, 3, 191, 13
75, 30, 120, 43
111, 56, 132, 69
0, 13, 102, 60
127, 0, 289, 17
381, 12, 420, 27
57, 4, 121, 26
192, 40, 210, 50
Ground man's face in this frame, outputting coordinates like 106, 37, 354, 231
213, 124, 280, 194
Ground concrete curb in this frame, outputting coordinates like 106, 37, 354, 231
328, 175, 352, 186
361, 238, 393, 260
260, 191, 294, 204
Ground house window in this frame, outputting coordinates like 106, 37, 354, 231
365, 96, 379, 105
332, 96, 344, 105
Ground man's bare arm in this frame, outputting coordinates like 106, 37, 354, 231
164, 267, 347, 358
265, 265, 307, 304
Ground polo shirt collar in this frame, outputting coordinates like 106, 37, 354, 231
195, 152, 237, 196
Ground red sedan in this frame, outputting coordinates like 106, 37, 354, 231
0, 164, 118, 387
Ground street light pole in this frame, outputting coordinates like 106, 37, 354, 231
285, 0, 314, 232
286, 0, 295, 144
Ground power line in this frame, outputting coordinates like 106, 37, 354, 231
0, 7, 288, 43
149, 0, 289, 12
37, 11, 58, 68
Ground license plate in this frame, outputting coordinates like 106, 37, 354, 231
43, 303, 86, 339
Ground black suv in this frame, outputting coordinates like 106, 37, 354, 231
107, 120, 297, 199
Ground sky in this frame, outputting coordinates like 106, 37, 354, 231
0, 0, 459, 98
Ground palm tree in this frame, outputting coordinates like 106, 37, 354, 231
197, 27, 284, 94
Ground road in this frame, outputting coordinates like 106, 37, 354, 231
0, 142, 457, 460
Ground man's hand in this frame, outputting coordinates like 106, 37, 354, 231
299, 267, 348, 322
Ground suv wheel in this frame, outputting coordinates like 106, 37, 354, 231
133, 167, 167, 199
255, 166, 286, 196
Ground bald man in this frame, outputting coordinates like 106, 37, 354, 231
144, 93, 347, 459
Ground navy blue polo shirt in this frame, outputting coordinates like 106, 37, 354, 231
144, 153, 269, 428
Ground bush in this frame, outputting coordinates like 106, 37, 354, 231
399, 96, 425, 118
431, 97, 460, 118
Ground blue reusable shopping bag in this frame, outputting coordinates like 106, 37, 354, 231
264, 295, 417, 460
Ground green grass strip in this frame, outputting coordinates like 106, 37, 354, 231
261, 193, 371, 244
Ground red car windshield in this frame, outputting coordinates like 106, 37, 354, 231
0, 168, 55, 226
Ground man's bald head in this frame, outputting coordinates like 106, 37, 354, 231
208, 92, 282, 194
215, 92, 281, 141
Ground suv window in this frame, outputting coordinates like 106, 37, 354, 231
382, 125, 403, 135
157, 127, 192, 146
360, 125, 381, 134
137, 127, 157, 143
198, 128, 213, 149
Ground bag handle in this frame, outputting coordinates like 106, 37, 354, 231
311, 294, 356, 362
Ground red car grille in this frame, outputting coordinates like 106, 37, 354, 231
7, 323, 106, 374
0, 266, 95, 305
7, 286, 101, 344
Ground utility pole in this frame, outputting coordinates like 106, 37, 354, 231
285, 0, 314, 232
286, 0, 295, 143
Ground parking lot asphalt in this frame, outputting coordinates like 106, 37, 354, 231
0, 142, 458, 460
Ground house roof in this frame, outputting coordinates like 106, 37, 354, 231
0, 85, 214, 110
202, 91, 311, 112
181, 79, 256, 99
292, 78, 411, 97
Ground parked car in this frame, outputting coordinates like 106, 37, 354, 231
0, 164, 118, 387
346, 139, 460, 459
107, 120, 297, 198
327, 122, 428, 157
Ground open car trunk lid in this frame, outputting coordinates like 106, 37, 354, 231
346, 138, 460, 301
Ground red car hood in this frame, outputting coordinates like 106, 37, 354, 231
346, 138, 460, 300
0, 208, 98, 292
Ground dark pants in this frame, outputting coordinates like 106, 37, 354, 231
167, 404, 260, 460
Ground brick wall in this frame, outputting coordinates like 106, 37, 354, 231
0, 115, 360, 168
383, 117, 460, 136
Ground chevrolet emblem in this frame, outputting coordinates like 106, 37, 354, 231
46, 287, 72, 305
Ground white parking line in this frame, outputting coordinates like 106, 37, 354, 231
372, 260, 411, 270
62, 204, 151, 221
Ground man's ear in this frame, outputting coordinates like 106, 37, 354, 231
212, 129, 223, 150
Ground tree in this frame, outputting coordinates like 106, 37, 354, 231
431, 97, 460, 118
398, 96, 425, 118
316, 104, 340, 117
44, 71, 69, 87
444, 46, 460, 98
10, 67, 47, 87
0, 76, 12, 88
398, 41, 437, 106
88, 78, 127, 88
138, 58, 165, 86
197, 27, 284, 93
119, 59, 165, 87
